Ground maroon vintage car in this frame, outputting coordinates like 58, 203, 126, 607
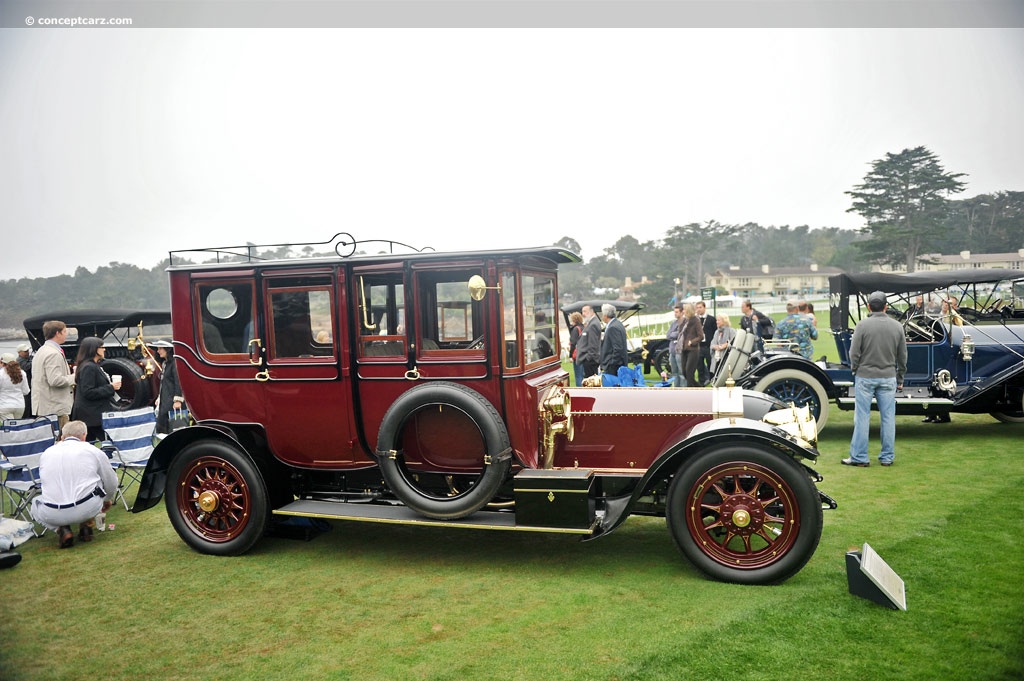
131, 234, 833, 584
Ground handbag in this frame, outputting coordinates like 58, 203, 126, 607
169, 407, 191, 431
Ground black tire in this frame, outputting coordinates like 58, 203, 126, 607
165, 439, 269, 556
653, 349, 671, 377
666, 444, 822, 585
753, 368, 830, 432
102, 356, 150, 411
991, 392, 1024, 423
376, 382, 512, 520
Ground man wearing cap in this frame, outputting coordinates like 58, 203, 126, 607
16, 342, 32, 417
843, 291, 907, 468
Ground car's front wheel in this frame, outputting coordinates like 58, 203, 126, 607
753, 368, 830, 431
666, 445, 822, 585
165, 439, 269, 556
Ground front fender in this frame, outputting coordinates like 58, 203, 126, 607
743, 354, 839, 398
592, 417, 820, 538
129, 424, 252, 513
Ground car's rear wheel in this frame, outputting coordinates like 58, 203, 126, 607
990, 392, 1024, 423
753, 368, 829, 432
666, 445, 822, 585
653, 349, 671, 377
165, 440, 268, 556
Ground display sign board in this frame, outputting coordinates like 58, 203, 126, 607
845, 543, 907, 610
700, 287, 716, 301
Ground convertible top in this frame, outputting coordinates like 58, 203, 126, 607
22, 309, 172, 350
829, 269, 1023, 296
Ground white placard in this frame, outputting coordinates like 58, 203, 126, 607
860, 542, 907, 611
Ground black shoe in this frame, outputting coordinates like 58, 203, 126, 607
841, 458, 870, 467
933, 414, 951, 423
922, 416, 936, 423
57, 526, 74, 549
0, 551, 22, 569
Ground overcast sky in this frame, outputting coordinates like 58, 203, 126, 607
1, 26, 1022, 280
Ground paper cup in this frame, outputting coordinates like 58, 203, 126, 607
111, 374, 122, 384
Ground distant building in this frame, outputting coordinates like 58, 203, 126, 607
706, 264, 844, 298
872, 249, 1024, 273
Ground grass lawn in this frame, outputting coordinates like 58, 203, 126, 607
2, 411, 1022, 681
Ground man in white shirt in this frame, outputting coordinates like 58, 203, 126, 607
30, 420, 118, 548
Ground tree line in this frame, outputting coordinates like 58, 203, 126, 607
2, 147, 1019, 330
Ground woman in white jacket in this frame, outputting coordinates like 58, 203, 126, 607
0, 352, 30, 420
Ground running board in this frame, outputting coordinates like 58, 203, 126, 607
273, 499, 596, 535
836, 396, 956, 414
836, 397, 955, 406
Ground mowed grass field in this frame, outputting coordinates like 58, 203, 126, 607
2, 410, 1022, 681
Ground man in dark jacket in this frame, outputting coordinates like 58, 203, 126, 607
695, 301, 717, 386
740, 299, 774, 351
599, 303, 628, 377
575, 304, 602, 382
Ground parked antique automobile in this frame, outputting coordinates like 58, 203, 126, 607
559, 300, 647, 368
22, 309, 172, 411
728, 269, 1024, 430
131, 234, 833, 585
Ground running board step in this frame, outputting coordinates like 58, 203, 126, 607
836, 397, 955, 406
273, 499, 596, 535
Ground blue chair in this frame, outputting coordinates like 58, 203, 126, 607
0, 416, 59, 533
101, 408, 157, 510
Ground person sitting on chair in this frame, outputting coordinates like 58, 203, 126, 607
30, 420, 118, 549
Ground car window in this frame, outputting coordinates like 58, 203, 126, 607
267, 282, 335, 359
523, 273, 556, 365
196, 282, 255, 355
415, 269, 484, 354
357, 273, 406, 358
502, 271, 519, 369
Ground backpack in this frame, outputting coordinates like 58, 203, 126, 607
760, 313, 776, 339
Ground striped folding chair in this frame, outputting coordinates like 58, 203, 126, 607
101, 408, 157, 510
0, 416, 59, 533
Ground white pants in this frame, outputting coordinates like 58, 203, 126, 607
30, 495, 104, 531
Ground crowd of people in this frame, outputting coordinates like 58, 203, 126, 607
1, 319, 184, 558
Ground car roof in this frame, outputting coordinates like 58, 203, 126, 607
830, 269, 1023, 296
560, 300, 645, 314
167, 243, 581, 271
22, 309, 172, 331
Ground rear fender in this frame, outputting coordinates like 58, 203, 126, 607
130, 423, 258, 513
592, 418, 820, 538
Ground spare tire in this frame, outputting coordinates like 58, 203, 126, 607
101, 357, 150, 411
376, 382, 512, 520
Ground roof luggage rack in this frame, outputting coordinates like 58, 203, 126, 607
168, 232, 434, 267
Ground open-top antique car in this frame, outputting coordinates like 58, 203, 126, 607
728, 269, 1024, 430
130, 234, 833, 585
22, 309, 172, 411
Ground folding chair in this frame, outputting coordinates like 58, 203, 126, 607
0, 416, 59, 533
101, 408, 157, 510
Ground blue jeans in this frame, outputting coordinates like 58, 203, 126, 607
849, 376, 897, 464
669, 350, 683, 387
573, 362, 584, 387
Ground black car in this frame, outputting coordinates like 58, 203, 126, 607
724, 269, 1024, 430
23, 309, 172, 411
